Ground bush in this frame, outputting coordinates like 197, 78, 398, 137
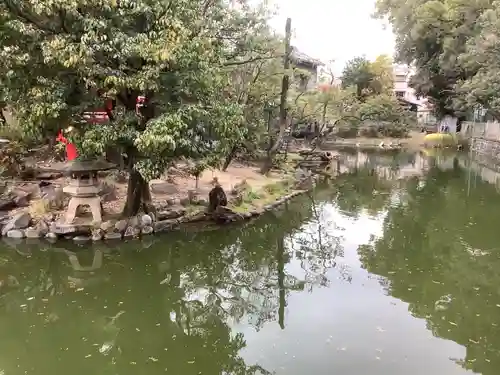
0, 141, 25, 177
359, 126, 380, 138
379, 123, 409, 138
335, 125, 359, 138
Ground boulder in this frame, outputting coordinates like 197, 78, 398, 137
25, 227, 42, 239
7, 229, 25, 239
114, 219, 128, 233
154, 219, 178, 233
100, 221, 114, 232
179, 197, 190, 206
45, 232, 57, 241
39, 184, 65, 210
49, 222, 77, 235
124, 226, 140, 238
13, 191, 31, 207
104, 232, 122, 240
141, 226, 153, 235
150, 181, 178, 195
188, 190, 200, 204
211, 206, 243, 224
0, 196, 16, 211
141, 214, 153, 226
91, 229, 104, 241
1, 212, 31, 236
35, 220, 49, 236
157, 210, 182, 220
73, 235, 91, 242
128, 216, 140, 228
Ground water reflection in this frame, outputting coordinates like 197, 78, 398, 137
1, 150, 500, 374
356, 152, 500, 374
0, 195, 342, 375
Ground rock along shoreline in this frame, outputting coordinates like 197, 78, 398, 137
0, 181, 314, 245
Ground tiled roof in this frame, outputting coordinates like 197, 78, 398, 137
290, 47, 323, 66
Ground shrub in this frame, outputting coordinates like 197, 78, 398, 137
335, 125, 359, 138
359, 126, 380, 138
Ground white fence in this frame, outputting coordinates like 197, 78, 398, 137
461, 121, 500, 140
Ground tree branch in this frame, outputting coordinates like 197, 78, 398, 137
223, 55, 282, 67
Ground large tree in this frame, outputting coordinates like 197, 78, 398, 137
0, 0, 268, 216
456, 2, 500, 120
375, 0, 492, 119
341, 56, 375, 100
221, 27, 284, 170
341, 55, 395, 100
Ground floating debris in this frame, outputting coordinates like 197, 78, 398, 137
99, 343, 113, 355
435, 294, 452, 311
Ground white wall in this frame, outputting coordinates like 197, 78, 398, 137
392, 64, 423, 105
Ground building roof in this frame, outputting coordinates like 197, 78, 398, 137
290, 47, 323, 67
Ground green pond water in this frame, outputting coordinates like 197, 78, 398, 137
0, 150, 499, 375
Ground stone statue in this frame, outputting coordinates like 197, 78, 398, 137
208, 177, 228, 213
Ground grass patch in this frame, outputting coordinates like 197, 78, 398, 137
243, 189, 262, 203
230, 179, 293, 212
29, 199, 51, 219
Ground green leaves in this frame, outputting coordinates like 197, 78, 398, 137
375, 0, 498, 119
341, 55, 395, 100
0, 0, 268, 185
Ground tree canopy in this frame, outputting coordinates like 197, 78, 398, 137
374, 0, 498, 120
340, 54, 394, 100
0, 0, 271, 215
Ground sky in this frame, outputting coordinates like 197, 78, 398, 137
267, 0, 395, 76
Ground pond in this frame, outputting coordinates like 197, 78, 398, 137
0, 149, 499, 375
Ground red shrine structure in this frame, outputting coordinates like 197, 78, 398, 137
57, 95, 145, 160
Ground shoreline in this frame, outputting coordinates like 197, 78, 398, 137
319, 131, 427, 152
0, 169, 316, 244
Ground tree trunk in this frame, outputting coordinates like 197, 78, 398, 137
260, 18, 292, 175
122, 167, 156, 218
222, 145, 238, 171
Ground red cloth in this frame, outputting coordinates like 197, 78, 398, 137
56, 131, 78, 161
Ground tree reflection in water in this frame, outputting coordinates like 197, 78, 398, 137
0, 193, 344, 375
355, 162, 500, 375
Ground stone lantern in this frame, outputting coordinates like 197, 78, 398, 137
39, 159, 116, 228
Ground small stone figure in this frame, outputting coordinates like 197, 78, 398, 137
208, 177, 228, 213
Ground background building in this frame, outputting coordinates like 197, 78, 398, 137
392, 64, 435, 124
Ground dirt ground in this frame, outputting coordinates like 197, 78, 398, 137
102, 162, 282, 215
1, 161, 285, 221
